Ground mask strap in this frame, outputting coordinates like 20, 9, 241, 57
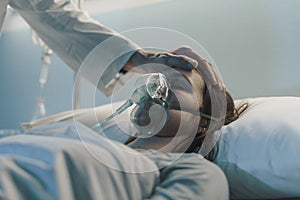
168, 105, 219, 121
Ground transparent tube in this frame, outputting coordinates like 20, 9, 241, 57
93, 99, 133, 129
93, 73, 170, 131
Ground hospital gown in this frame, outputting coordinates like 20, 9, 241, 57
0, 121, 229, 200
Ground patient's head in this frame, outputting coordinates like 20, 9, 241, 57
129, 68, 246, 153
169, 68, 244, 152
178, 68, 245, 152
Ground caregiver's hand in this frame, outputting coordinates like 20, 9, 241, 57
123, 49, 198, 73
172, 47, 225, 91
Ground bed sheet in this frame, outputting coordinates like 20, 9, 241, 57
0, 121, 229, 200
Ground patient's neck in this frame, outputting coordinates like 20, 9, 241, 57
126, 133, 196, 153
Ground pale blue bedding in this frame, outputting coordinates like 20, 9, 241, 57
0, 121, 228, 200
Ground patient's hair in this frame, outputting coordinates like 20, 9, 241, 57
185, 86, 248, 153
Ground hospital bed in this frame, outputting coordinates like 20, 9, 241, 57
0, 101, 229, 200
1, 97, 300, 200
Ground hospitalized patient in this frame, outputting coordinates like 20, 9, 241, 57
10, 49, 250, 200
1, 60, 233, 200
102, 48, 247, 154
125, 66, 247, 154
23, 49, 247, 155
25, 60, 245, 154
0, 66, 235, 200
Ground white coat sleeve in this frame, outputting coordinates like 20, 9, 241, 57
0, 0, 8, 36
8, 0, 139, 96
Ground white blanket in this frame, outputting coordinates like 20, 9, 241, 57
0, 121, 228, 200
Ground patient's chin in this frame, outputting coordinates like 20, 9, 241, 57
155, 110, 181, 137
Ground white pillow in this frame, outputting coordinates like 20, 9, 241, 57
212, 97, 300, 199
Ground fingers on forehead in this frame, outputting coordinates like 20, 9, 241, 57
172, 46, 193, 54
173, 47, 206, 62
167, 54, 197, 69
197, 61, 217, 86
172, 48, 225, 91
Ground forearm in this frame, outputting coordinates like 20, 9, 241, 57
0, 1, 8, 36
9, 0, 139, 95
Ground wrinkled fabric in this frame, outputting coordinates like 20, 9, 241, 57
0, 0, 139, 96
0, 121, 229, 200
0, 0, 8, 36
214, 97, 300, 199
0, 122, 158, 200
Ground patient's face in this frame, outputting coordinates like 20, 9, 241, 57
129, 69, 208, 152
169, 68, 206, 111
154, 68, 206, 137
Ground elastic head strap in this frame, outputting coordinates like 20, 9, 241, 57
167, 105, 219, 121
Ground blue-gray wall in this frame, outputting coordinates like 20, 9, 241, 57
0, 0, 299, 130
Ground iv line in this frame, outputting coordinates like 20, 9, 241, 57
93, 100, 133, 129
168, 105, 219, 121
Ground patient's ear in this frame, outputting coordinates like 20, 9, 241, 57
201, 87, 239, 125
201, 86, 212, 117
187, 88, 241, 153
184, 87, 211, 152
193, 85, 210, 138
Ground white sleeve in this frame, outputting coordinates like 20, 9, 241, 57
8, 0, 139, 96
0, 0, 8, 36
